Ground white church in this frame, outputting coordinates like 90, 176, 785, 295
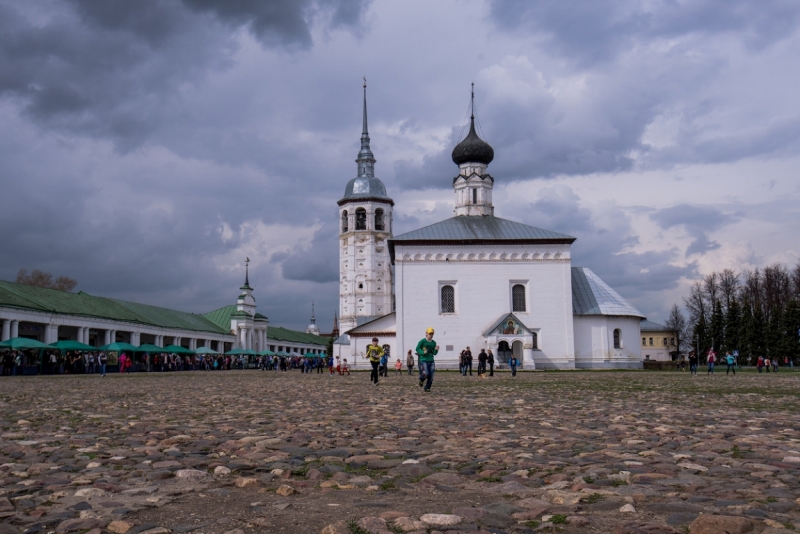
333, 85, 645, 370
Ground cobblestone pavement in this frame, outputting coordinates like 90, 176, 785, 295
1, 370, 800, 534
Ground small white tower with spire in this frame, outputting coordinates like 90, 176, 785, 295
452, 84, 495, 217
305, 302, 320, 335
338, 79, 394, 334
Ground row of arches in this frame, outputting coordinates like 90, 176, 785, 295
342, 208, 386, 232
402, 251, 564, 261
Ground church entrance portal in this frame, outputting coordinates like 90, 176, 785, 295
498, 341, 511, 363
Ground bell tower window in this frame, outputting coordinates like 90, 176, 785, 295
472, 188, 477, 204
341, 210, 348, 232
355, 208, 367, 230
375, 208, 384, 231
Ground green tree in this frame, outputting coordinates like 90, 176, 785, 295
694, 313, 710, 362
740, 296, 755, 360
710, 299, 725, 352
781, 300, 800, 365
753, 304, 766, 357
725, 296, 741, 358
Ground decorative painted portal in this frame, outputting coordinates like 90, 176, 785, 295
483, 313, 537, 369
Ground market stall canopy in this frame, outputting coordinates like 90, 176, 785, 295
259, 349, 276, 356
194, 346, 219, 355
97, 342, 138, 353
135, 343, 166, 353
0, 337, 52, 350
163, 344, 195, 355
225, 348, 258, 356
49, 340, 97, 352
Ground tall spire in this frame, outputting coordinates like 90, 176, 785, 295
471, 82, 475, 120
310, 301, 316, 325
356, 77, 376, 177
242, 257, 251, 289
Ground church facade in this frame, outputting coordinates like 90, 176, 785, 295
334, 87, 644, 370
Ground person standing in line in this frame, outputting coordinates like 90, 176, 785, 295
477, 349, 487, 377
395, 358, 402, 375
725, 351, 735, 375
366, 337, 384, 386
706, 349, 715, 374
406, 350, 415, 375
465, 349, 473, 376
487, 349, 495, 376
509, 355, 518, 377
416, 327, 439, 392
688, 351, 698, 375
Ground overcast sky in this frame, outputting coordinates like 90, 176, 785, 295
2, 0, 799, 331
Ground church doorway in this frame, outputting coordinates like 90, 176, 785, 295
497, 341, 511, 363
512, 340, 523, 364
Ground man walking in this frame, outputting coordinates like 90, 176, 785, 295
477, 349, 487, 377
688, 351, 698, 375
366, 337, 384, 386
509, 355, 518, 377
465, 349, 473, 376
416, 327, 439, 392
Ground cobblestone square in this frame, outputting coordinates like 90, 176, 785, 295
1, 370, 799, 534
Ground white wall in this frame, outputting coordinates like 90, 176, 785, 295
573, 315, 642, 369
395, 243, 575, 369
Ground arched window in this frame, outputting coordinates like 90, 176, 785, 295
472, 188, 477, 204
531, 332, 538, 350
512, 284, 526, 312
375, 208, 385, 231
341, 210, 348, 232
613, 329, 622, 349
440, 285, 455, 313
358, 282, 363, 289
355, 208, 367, 230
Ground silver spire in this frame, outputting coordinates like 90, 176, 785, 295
356, 77, 375, 177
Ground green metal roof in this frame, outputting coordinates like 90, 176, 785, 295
203, 305, 236, 330
267, 326, 327, 347
0, 280, 230, 334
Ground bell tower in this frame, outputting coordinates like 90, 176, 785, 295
452, 84, 495, 217
338, 79, 394, 334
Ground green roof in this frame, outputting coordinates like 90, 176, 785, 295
0, 280, 230, 335
268, 327, 327, 347
203, 305, 236, 330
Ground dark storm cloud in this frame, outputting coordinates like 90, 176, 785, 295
0, 0, 370, 148
280, 222, 340, 283
507, 186, 694, 314
650, 204, 740, 256
488, 0, 800, 65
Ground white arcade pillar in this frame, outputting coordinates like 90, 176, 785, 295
1, 320, 9, 341
11, 320, 18, 339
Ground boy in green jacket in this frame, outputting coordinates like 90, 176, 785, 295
416, 327, 439, 392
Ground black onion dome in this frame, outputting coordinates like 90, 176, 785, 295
451, 118, 494, 165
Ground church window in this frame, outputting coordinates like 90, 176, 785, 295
440, 285, 455, 313
472, 188, 477, 204
532, 332, 538, 349
642, 337, 646, 346
614, 329, 622, 349
649, 337, 653, 346
356, 208, 367, 230
358, 283, 363, 289
375, 209, 385, 231
341, 210, 348, 232
512, 284, 526, 312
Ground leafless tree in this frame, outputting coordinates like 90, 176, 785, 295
703, 272, 719, 308
664, 304, 688, 356
719, 268, 739, 312
16, 268, 77, 292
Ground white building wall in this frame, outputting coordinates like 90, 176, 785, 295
573, 315, 642, 369
395, 243, 575, 370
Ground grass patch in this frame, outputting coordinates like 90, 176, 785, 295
524, 520, 540, 528
551, 514, 567, 524
611, 480, 628, 487
347, 519, 371, 534
581, 493, 604, 504
378, 479, 396, 491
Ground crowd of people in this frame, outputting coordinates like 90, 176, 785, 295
679, 348, 793, 375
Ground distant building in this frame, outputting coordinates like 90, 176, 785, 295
639, 319, 678, 361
